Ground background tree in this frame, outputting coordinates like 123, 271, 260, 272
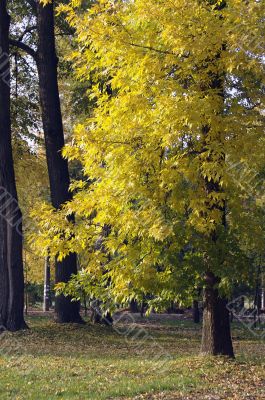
35, 0, 83, 323
0, 0, 27, 331
9, 0, 86, 322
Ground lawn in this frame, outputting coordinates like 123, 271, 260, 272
0, 314, 264, 399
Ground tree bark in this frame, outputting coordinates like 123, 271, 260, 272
199, 85, 234, 355
129, 299, 139, 313
0, 0, 27, 331
36, 0, 82, 323
201, 272, 234, 357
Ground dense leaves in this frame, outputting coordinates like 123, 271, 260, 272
32, 0, 265, 309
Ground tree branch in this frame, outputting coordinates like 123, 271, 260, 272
18, 25, 37, 42
9, 39, 37, 60
127, 42, 175, 56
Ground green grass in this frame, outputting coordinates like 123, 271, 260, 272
0, 315, 264, 399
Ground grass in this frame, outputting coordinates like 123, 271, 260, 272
0, 314, 264, 399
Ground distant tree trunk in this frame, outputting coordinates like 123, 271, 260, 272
261, 267, 265, 311
43, 256, 51, 312
35, 0, 82, 323
0, 0, 27, 331
91, 300, 113, 325
193, 300, 200, 324
201, 271, 234, 357
129, 299, 139, 313
24, 250, 28, 315
91, 300, 101, 324
103, 312, 113, 326
83, 292, 87, 317
167, 301, 175, 314
140, 301, 145, 318
253, 265, 261, 327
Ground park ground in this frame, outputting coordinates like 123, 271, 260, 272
0, 313, 264, 400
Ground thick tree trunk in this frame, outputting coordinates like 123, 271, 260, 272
36, 0, 82, 323
199, 30, 234, 356
201, 272, 234, 357
0, 0, 27, 331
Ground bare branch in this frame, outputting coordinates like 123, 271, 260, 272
9, 39, 37, 60
127, 42, 175, 56
18, 25, 37, 42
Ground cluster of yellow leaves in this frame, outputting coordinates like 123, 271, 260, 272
14, 139, 49, 283
40, 0, 52, 5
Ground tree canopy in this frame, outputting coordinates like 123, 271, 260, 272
31, 0, 265, 312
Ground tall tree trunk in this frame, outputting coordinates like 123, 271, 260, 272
0, 0, 27, 331
36, 0, 82, 323
201, 272, 234, 357
200, 11, 234, 354
200, 152, 234, 355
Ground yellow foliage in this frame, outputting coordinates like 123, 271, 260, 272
33, 0, 265, 302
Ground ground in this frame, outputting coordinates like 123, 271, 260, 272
0, 313, 264, 399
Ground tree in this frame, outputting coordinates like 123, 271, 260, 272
192, 300, 200, 324
10, 0, 83, 323
35, 0, 83, 323
34, 0, 264, 355
0, 0, 27, 331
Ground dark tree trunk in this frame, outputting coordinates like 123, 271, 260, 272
193, 300, 200, 324
199, 25, 234, 356
91, 300, 101, 324
201, 272, 234, 357
253, 265, 261, 326
0, 0, 27, 331
200, 170, 234, 355
140, 301, 145, 318
91, 300, 113, 325
129, 299, 139, 313
102, 312, 113, 326
83, 293, 87, 317
43, 256, 51, 312
36, 0, 82, 323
